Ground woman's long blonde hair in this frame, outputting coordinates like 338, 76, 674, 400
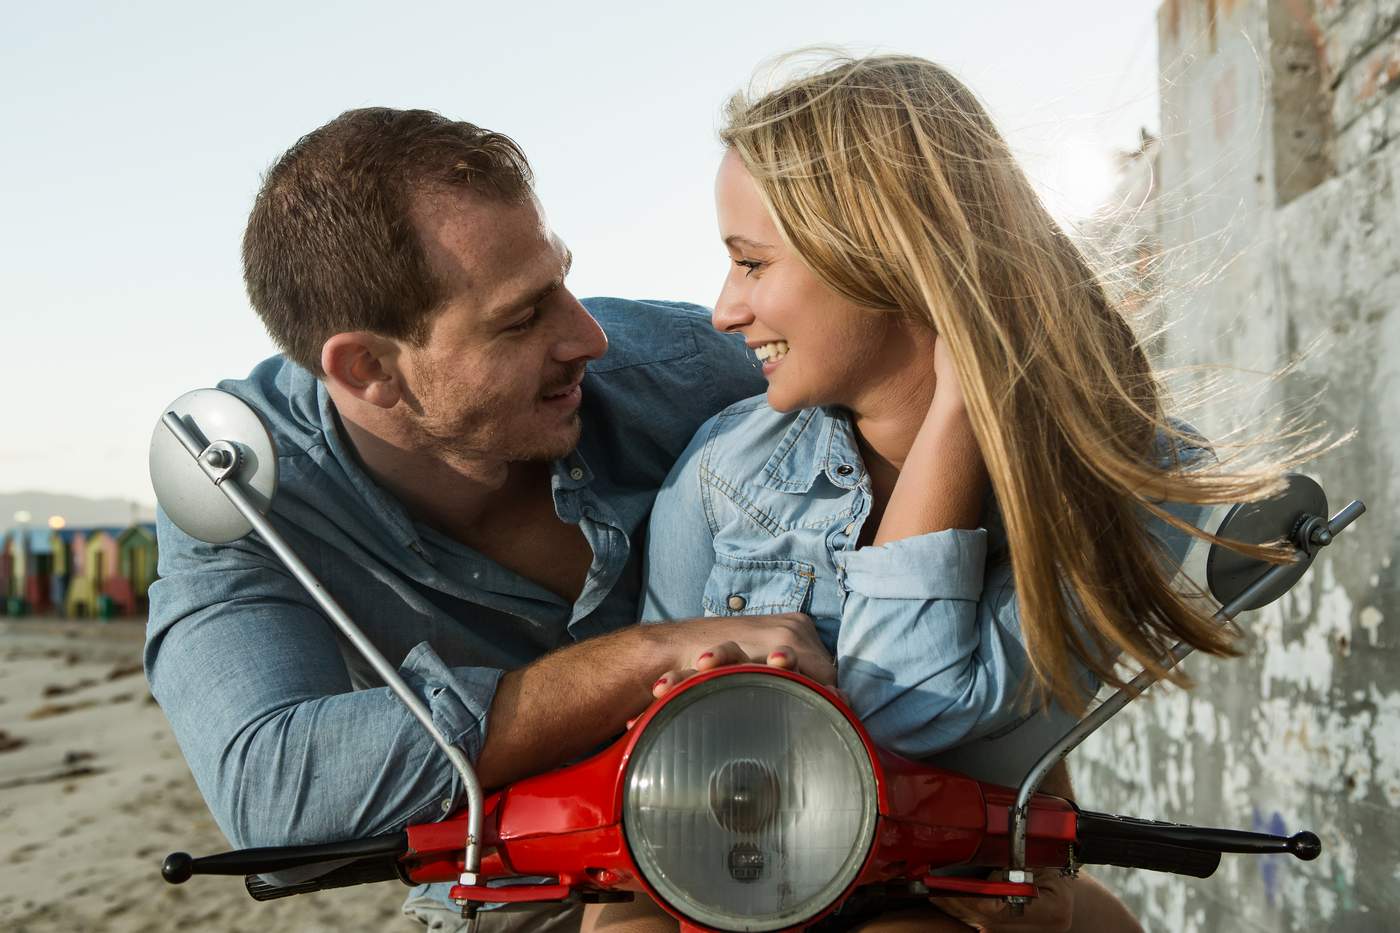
722, 53, 1298, 711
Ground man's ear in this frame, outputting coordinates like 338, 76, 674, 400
320, 332, 404, 409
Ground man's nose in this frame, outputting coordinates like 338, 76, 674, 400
712, 281, 753, 334
555, 291, 609, 363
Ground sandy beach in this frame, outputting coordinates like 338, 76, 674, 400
0, 619, 408, 932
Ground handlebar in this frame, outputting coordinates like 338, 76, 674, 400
161, 831, 407, 884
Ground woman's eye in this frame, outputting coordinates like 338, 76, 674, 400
735, 259, 764, 277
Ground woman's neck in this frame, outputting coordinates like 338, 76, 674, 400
849, 360, 938, 504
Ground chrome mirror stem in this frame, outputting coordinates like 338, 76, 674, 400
160, 412, 486, 884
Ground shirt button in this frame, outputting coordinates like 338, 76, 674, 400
727, 594, 747, 611
835, 464, 855, 477
569, 467, 585, 481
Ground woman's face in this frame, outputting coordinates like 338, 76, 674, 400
713, 149, 925, 415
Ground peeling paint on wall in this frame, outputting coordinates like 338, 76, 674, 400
1072, 1, 1399, 930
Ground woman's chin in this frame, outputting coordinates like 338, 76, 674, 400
764, 387, 805, 413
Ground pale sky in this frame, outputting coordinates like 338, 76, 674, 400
2, 0, 1164, 506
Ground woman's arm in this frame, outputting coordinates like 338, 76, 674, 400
837, 335, 1019, 756
835, 537, 1029, 756
872, 335, 987, 545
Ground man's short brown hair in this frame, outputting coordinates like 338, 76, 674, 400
242, 107, 534, 374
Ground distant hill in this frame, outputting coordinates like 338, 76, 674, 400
0, 491, 156, 534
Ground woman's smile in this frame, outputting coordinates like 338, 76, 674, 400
752, 339, 790, 375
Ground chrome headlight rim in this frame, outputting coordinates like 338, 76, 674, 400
621, 670, 880, 932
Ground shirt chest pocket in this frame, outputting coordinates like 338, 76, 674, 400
702, 552, 816, 616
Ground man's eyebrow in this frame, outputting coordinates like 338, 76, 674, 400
489, 247, 573, 319
724, 235, 774, 250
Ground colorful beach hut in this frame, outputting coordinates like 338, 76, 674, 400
114, 523, 157, 614
0, 530, 16, 614
66, 528, 122, 618
48, 529, 78, 616
22, 530, 54, 615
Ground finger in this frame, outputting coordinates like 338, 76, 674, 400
652, 669, 682, 698
653, 668, 697, 698
695, 641, 746, 670
766, 645, 801, 669
794, 650, 837, 686
770, 616, 837, 685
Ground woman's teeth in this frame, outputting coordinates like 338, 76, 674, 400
753, 341, 790, 362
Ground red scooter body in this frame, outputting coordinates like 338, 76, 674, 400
403, 665, 1076, 931
154, 395, 1345, 932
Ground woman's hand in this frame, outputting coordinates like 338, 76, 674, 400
930, 331, 968, 416
652, 637, 801, 699
871, 332, 986, 547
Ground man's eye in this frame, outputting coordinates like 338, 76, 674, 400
735, 259, 764, 277
505, 312, 537, 333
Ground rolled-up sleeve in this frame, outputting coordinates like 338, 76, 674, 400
834, 435, 1215, 760
838, 528, 987, 600
834, 528, 1027, 758
146, 513, 504, 850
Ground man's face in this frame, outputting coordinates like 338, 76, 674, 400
398, 188, 607, 464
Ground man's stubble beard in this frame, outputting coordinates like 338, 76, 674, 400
410, 356, 585, 466
418, 403, 582, 466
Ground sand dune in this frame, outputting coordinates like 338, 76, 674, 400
0, 620, 408, 932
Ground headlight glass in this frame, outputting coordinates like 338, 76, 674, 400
623, 673, 878, 931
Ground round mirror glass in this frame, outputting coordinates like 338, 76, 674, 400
1206, 473, 1327, 612
149, 389, 278, 544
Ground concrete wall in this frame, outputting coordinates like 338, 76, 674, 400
1070, 1, 1400, 931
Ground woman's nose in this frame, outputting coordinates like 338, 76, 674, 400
712, 282, 753, 334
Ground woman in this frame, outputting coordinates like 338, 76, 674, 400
587, 53, 1285, 932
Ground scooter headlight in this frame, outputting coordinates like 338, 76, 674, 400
623, 672, 878, 931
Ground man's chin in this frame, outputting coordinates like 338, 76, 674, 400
528, 415, 583, 462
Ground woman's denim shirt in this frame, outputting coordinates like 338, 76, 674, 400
642, 396, 1213, 783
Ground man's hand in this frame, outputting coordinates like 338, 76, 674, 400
475, 611, 831, 788
930, 869, 1074, 932
648, 612, 834, 698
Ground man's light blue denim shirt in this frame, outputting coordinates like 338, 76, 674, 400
145, 297, 767, 855
643, 397, 1212, 786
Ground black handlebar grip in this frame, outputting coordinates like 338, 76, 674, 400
1074, 836, 1222, 879
1076, 809, 1323, 862
160, 831, 408, 881
243, 856, 406, 901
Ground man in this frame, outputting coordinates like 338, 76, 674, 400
146, 107, 834, 931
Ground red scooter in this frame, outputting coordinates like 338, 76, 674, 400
150, 389, 1359, 932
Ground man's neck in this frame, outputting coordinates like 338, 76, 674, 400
333, 398, 590, 601
332, 397, 536, 543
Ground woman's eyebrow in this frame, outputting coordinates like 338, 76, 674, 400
724, 235, 774, 250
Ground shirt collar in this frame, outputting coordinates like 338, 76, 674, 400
757, 406, 867, 494
315, 375, 597, 559
315, 377, 430, 559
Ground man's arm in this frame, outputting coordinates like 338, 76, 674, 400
148, 512, 831, 846
475, 611, 831, 788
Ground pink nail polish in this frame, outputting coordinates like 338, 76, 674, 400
698, 651, 714, 661
653, 677, 668, 689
